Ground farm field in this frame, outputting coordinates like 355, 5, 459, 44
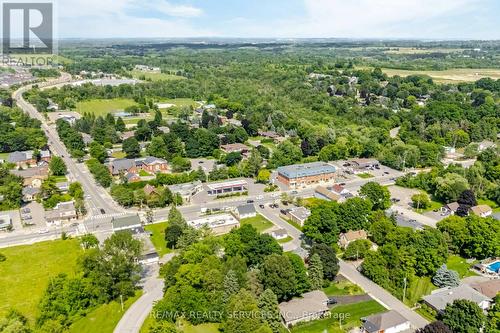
381, 68, 500, 83
0, 239, 82, 322
75, 98, 138, 116
131, 70, 186, 81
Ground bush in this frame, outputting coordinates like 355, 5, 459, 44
0, 253, 6, 262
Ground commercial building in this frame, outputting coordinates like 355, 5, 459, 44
277, 162, 336, 189
361, 310, 411, 333
422, 285, 492, 313
45, 201, 77, 226
111, 215, 142, 232
187, 214, 240, 236
235, 204, 257, 219
206, 179, 248, 196
168, 181, 203, 203
281, 206, 311, 227
109, 157, 169, 175
314, 186, 341, 202
279, 290, 329, 327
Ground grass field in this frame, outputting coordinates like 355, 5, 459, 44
323, 280, 365, 297
446, 255, 477, 278
159, 98, 198, 110
381, 68, 500, 83
68, 291, 142, 333
405, 276, 436, 307
111, 151, 127, 159
75, 98, 138, 117
144, 222, 171, 257
0, 239, 82, 322
240, 214, 274, 233
291, 300, 385, 333
131, 70, 186, 82
356, 173, 374, 179
0, 152, 10, 160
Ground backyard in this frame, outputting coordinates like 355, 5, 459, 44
446, 255, 477, 278
0, 239, 82, 322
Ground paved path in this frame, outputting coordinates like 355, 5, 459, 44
114, 253, 175, 333
339, 260, 428, 329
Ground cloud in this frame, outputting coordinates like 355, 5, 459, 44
154, 1, 203, 18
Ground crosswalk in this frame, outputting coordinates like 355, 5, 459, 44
88, 212, 130, 221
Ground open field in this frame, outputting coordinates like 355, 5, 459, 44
75, 98, 137, 116
381, 68, 500, 83
383, 47, 465, 54
291, 300, 385, 333
0, 239, 82, 322
144, 222, 171, 257
159, 98, 198, 110
240, 214, 274, 233
68, 291, 142, 333
131, 70, 186, 82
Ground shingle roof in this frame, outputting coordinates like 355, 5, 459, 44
470, 204, 492, 215
278, 290, 329, 324
112, 215, 142, 230
278, 162, 336, 179
237, 204, 256, 216
8, 150, 33, 163
422, 285, 492, 311
362, 310, 408, 332
470, 280, 500, 298
110, 158, 135, 174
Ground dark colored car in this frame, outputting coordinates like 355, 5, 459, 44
100, 208, 106, 214
247, 200, 254, 203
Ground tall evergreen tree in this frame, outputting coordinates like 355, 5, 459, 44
258, 289, 282, 333
308, 253, 324, 290
223, 270, 240, 303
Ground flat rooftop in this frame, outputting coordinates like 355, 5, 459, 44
206, 179, 247, 191
278, 162, 336, 179
188, 213, 239, 229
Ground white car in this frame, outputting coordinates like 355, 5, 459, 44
38, 229, 49, 234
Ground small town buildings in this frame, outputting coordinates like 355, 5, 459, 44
125, 172, 141, 183
339, 230, 368, 249
422, 285, 492, 313
220, 143, 249, 154
443, 202, 460, 215
361, 310, 411, 333
347, 159, 379, 172
109, 157, 169, 175
11, 166, 49, 187
168, 181, 203, 203
111, 215, 142, 232
8, 150, 35, 168
45, 201, 77, 226
470, 280, 500, 299
58, 114, 77, 125
278, 290, 329, 327
119, 131, 136, 141
206, 179, 248, 196
22, 187, 40, 202
56, 182, 70, 193
271, 228, 288, 240
477, 140, 496, 152
187, 213, 240, 236
235, 204, 256, 219
157, 126, 170, 134
277, 162, 337, 189
314, 186, 342, 202
109, 158, 136, 175
282, 206, 311, 227
469, 204, 493, 217
0, 214, 12, 230
143, 184, 158, 196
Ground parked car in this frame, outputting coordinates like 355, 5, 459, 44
327, 297, 338, 305
99, 208, 106, 214
38, 229, 49, 234
247, 200, 254, 203
259, 204, 265, 209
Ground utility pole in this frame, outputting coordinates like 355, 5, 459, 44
403, 275, 408, 304
120, 294, 124, 311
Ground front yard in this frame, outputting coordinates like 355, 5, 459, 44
240, 214, 274, 233
323, 280, 365, 297
144, 222, 171, 257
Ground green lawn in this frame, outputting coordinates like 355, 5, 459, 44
323, 280, 365, 297
0, 152, 9, 160
158, 98, 198, 109
139, 169, 151, 177
75, 98, 138, 117
182, 322, 221, 333
285, 218, 303, 231
446, 255, 477, 278
405, 276, 436, 307
291, 300, 386, 333
0, 239, 82, 323
131, 70, 186, 82
356, 173, 374, 179
111, 151, 127, 159
278, 236, 293, 244
240, 214, 274, 233
144, 222, 171, 257
68, 291, 142, 333
415, 199, 443, 213
52, 175, 68, 183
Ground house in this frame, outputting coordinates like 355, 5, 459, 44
109, 158, 136, 175
477, 140, 496, 152
279, 290, 329, 327
469, 204, 493, 217
315, 186, 341, 202
45, 201, 77, 226
58, 114, 76, 125
271, 228, 288, 240
47, 99, 59, 111
235, 204, 256, 219
124, 172, 141, 183
339, 230, 368, 249
331, 184, 349, 196
158, 126, 170, 134
220, 143, 249, 154
143, 184, 158, 196
135, 157, 169, 174
168, 181, 203, 203
361, 310, 411, 333
39, 150, 51, 163
422, 285, 492, 313
0, 214, 12, 230
11, 166, 49, 187
470, 280, 500, 299
22, 187, 40, 202
206, 179, 248, 196
277, 162, 337, 189
56, 182, 70, 193
443, 202, 460, 215
8, 150, 37, 168
187, 214, 240, 236
119, 131, 136, 141
283, 207, 311, 227
111, 215, 142, 232
81, 133, 93, 146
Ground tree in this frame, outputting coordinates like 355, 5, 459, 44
247, 149, 263, 177
343, 239, 372, 260
122, 137, 141, 158
435, 173, 469, 203
440, 300, 486, 333
308, 243, 339, 281
147, 136, 168, 159
223, 270, 240, 303
259, 254, 298, 302
80, 234, 99, 249
359, 182, 391, 210
115, 117, 126, 132
416, 321, 453, 333
308, 253, 323, 290
256, 169, 271, 183
432, 264, 460, 288
303, 201, 341, 246
457, 189, 477, 207
0, 309, 31, 333
89, 142, 107, 163
49, 156, 67, 176
258, 289, 281, 333
286, 253, 310, 294
411, 192, 431, 210
224, 290, 271, 333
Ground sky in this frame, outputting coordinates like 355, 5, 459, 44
53, 0, 500, 39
